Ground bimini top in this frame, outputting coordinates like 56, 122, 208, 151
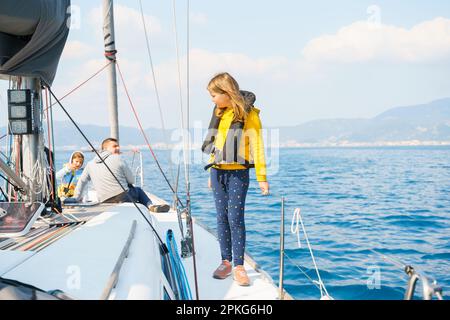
0, 0, 71, 85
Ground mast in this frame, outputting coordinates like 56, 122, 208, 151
102, 0, 119, 141
0, 0, 70, 204
20, 77, 43, 202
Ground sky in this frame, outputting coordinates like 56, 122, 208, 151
1, 0, 450, 130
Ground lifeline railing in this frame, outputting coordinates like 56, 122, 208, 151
278, 198, 333, 300
278, 197, 445, 301
129, 149, 144, 189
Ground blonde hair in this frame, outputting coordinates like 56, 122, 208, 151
72, 152, 84, 163
207, 72, 248, 123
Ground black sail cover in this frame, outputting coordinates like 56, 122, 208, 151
0, 0, 71, 85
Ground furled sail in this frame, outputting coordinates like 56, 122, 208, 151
0, 0, 71, 85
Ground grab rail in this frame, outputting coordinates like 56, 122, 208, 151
100, 220, 137, 300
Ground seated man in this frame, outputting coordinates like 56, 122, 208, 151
73, 138, 169, 212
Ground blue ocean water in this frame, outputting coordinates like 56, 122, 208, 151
55, 146, 450, 300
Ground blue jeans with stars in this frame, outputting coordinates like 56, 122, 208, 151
210, 168, 250, 266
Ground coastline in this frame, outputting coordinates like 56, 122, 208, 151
1, 141, 447, 152
278, 140, 450, 148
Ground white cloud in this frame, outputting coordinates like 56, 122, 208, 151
151, 48, 288, 90
51, 9, 450, 129
190, 12, 208, 25
51, 57, 155, 128
61, 41, 94, 59
302, 17, 450, 64
89, 4, 163, 54
52, 48, 290, 127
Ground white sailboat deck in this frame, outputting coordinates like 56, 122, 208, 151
0, 194, 285, 300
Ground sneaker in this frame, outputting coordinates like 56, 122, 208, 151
212, 260, 232, 279
148, 204, 170, 213
233, 265, 250, 286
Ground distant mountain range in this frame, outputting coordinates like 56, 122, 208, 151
1, 98, 450, 149
279, 98, 450, 146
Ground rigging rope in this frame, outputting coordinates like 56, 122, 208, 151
44, 87, 55, 200
14, 134, 21, 201
115, 60, 185, 209
170, 0, 199, 300
0, 173, 22, 193
171, 0, 189, 194
291, 208, 302, 248
0, 185, 7, 200
289, 207, 444, 299
291, 208, 332, 299
137, 0, 176, 186
44, 60, 112, 112
29, 139, 49, 196
283, 251, 322, 291
186, 0, 191, 188
0, 150, 9, 162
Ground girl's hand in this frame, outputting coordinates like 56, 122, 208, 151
208, 177, 212, 190
259, 181, 269, 195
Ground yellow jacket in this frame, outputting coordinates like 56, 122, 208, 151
209, 106, 267, 182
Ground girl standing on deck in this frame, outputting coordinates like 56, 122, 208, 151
202, 72, 269, 286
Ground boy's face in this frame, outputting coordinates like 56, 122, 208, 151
105, 141, 120, 155
72, 158, 83, 170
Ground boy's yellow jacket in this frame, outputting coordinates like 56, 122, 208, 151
209, 106, 267, 182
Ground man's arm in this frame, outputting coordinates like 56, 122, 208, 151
73, 164, 91, 200
121, 159, 135, 185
